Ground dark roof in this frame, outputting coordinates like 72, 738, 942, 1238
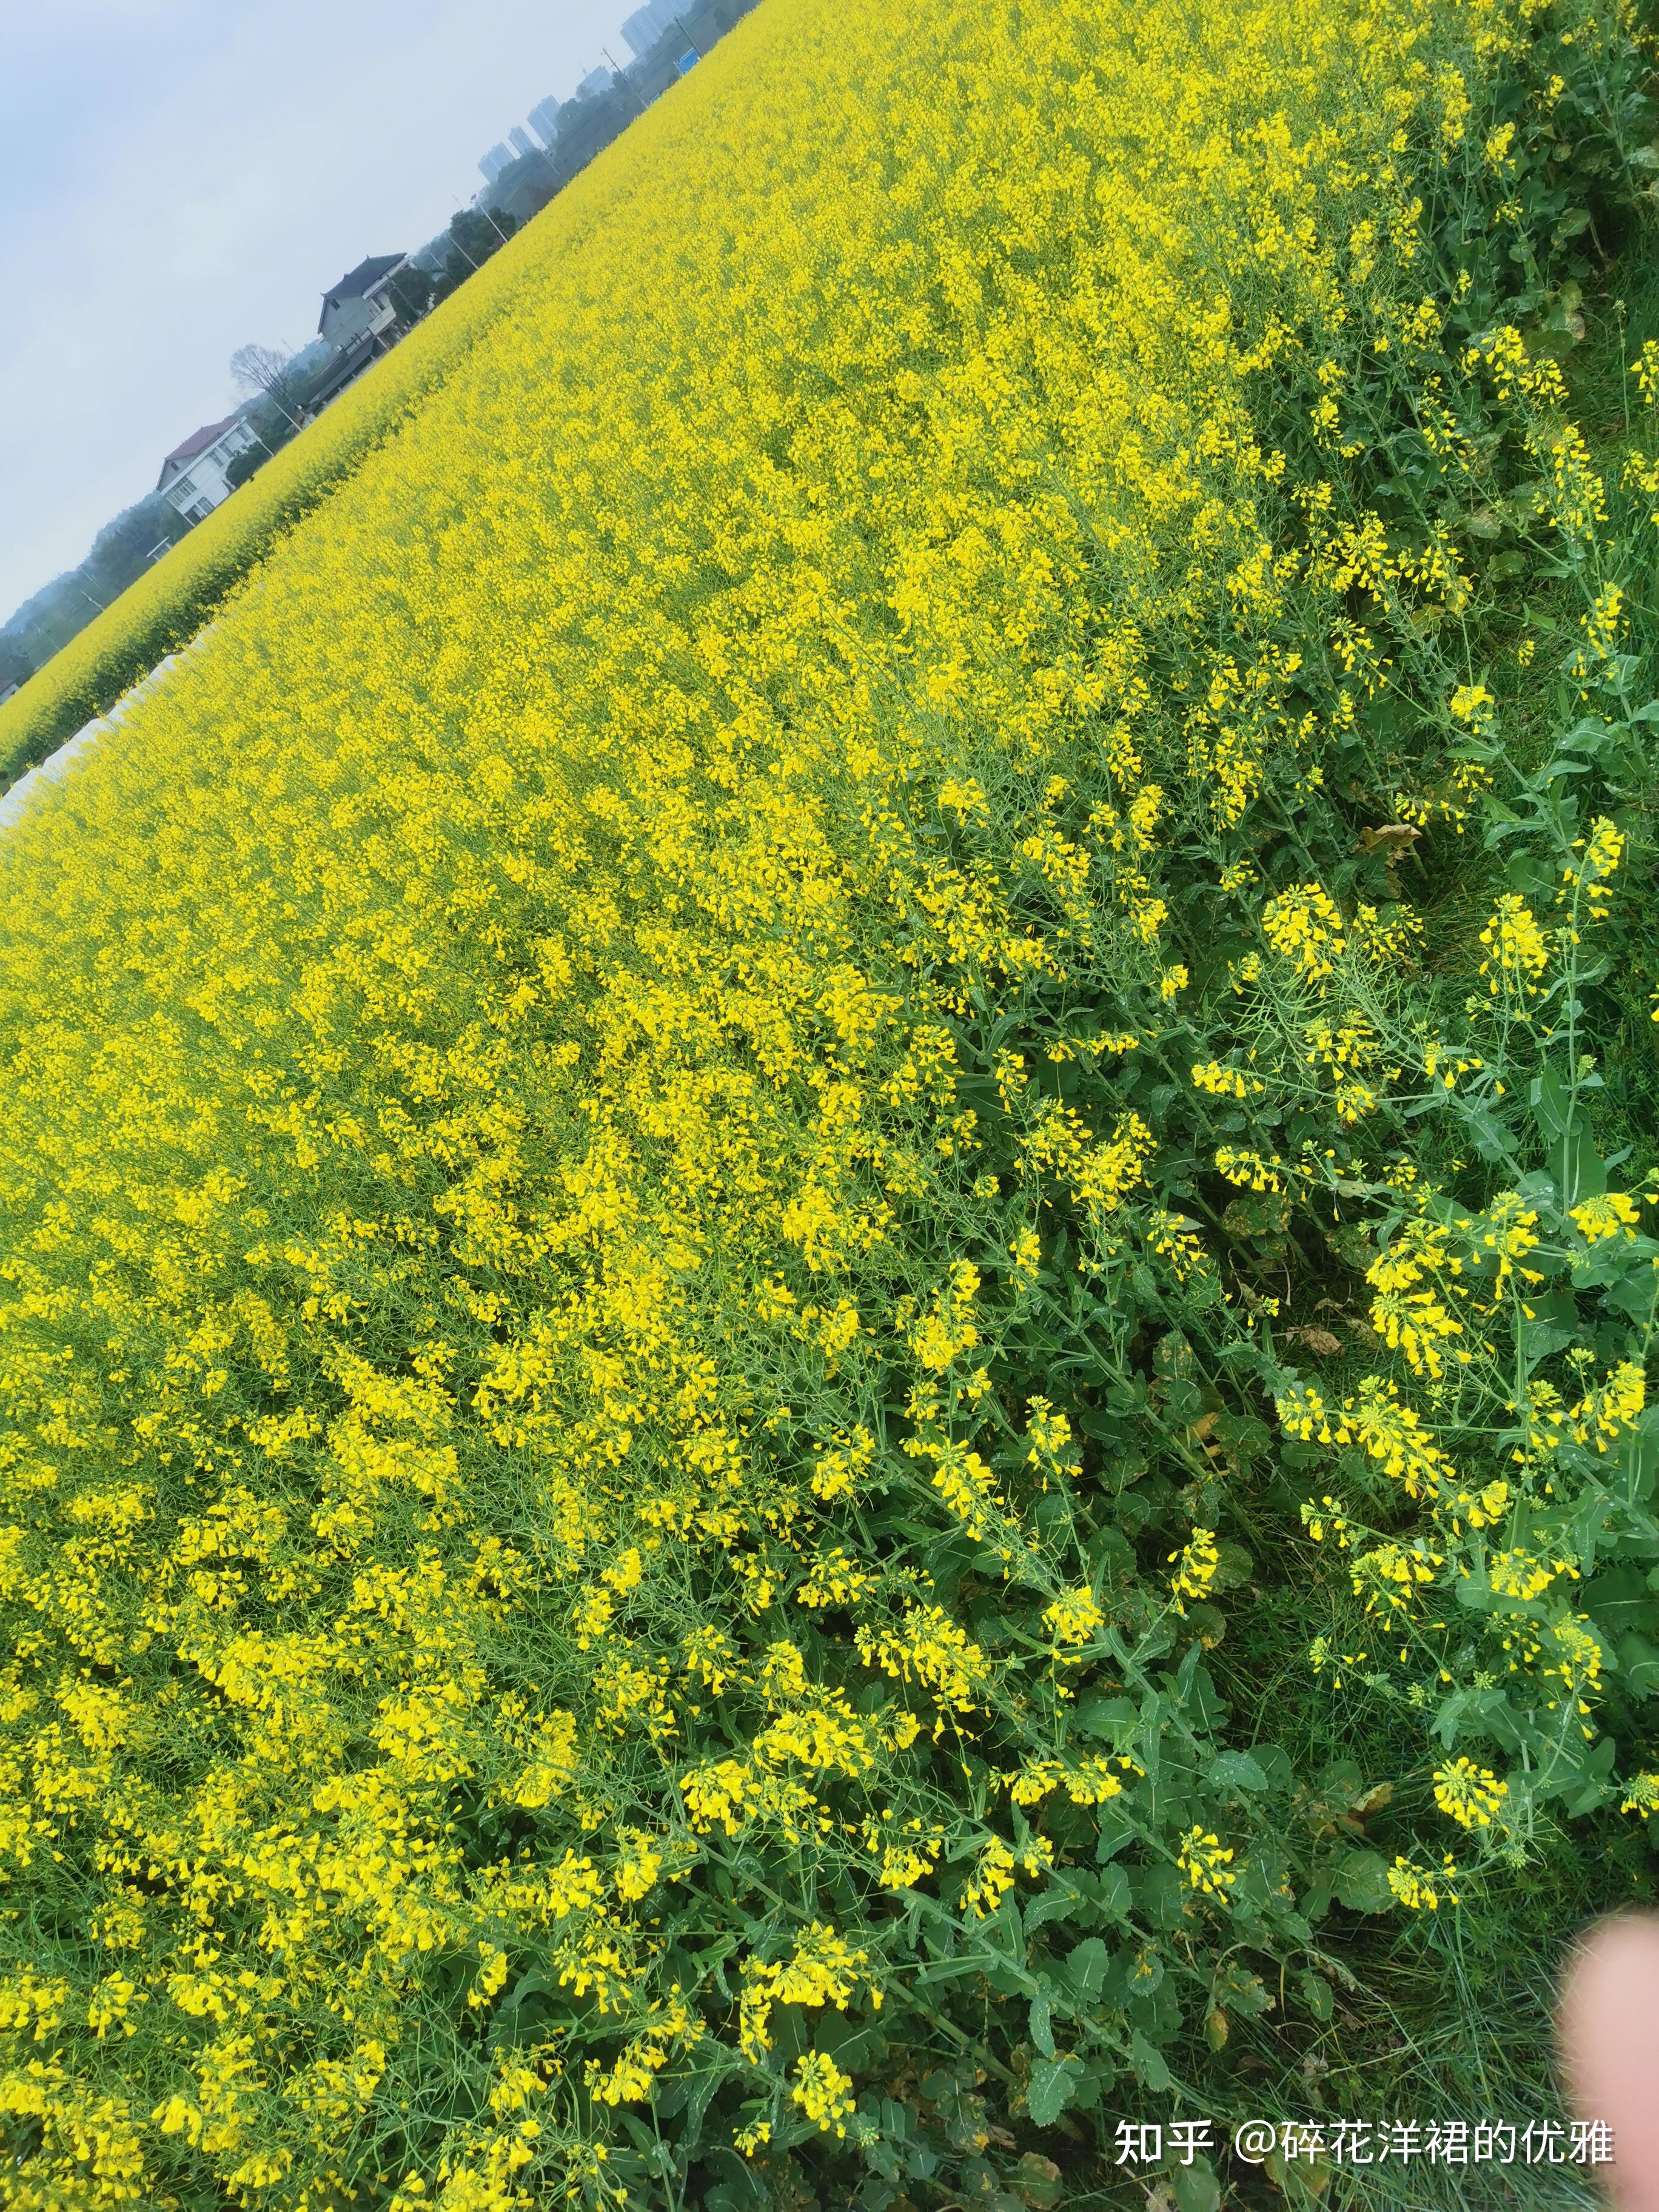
163, 413, 240, 467
304, 337, 379, 412
156, 412, 241, 490
317, 254, 405, 329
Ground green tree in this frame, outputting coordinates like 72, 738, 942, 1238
387, 263, 435, 326
223, 400, 297, 494
438, 208, 517, 298
82, 496, 181, 599
0, 642, 32, 697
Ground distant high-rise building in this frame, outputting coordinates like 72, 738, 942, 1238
620, 0, 682, 56
528, 96, 563, 147
479, 142, 513, 184
508, 125, 535, 159
577, 64, 613, 97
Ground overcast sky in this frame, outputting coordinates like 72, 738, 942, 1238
0, 0, 635, 622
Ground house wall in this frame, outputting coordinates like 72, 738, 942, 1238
320, 292, 377, 352
323, 282, 400, 355
163, 422, 258, 525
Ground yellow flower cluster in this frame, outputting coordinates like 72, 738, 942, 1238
1262, 883, 1350, 984
1176, 1827, 1237, 1899
1278, 1375, 1456, 1501
1387, 1854, 1461, 1910
1168, 1527, 1221, 1614
1042, 1584, 1105, 1647
739, 1925, 877, 2063
791, 2051, 857, 2138
1570, 1192, 1641, 1245
1192, 1059, 1265, 1099
1478, 893, 1550, 1000
1432, 1759, 1509, 1831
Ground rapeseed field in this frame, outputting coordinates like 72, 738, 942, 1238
2, 0, 1658, 2204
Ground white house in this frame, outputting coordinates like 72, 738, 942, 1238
155, 413, 260, 524
301, 255, 412, 419
317, 254, 408, 356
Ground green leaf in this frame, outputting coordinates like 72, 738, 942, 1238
1028, 1994, 1056, 2059
1330, 1848, 1394, 1914
1519, 1284, 1581, 1364
1094, 1803, 1137, 1862
682, 2058, 735, 2152
1170, 1660, 1229, 1731
1584, 1566, 1658, 1637
1250, 1743, 1295, 1790
1617, 1633, 1659, 1698
1129, 2029, 1175, 2090
1433, 1683, 1526, 1753
1025, 2054, 1081, 2127
1620, 1407, 1659, 1500
1013, 2152, 1065, 2209
1173, 2159, 1222, 2212
1543, 1731, 1618, 1817
1092, 1863, 1132, 1922
1024, 1886, 1080, 1937
1531, 1066, 1575, 1142
1208, 1749, 1268, 1792
1299, 1971, 1335, 2022
1075, 1694, 1138, 1740
1064, 1937, 1111, 1999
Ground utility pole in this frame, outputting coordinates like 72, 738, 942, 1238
477, 201, 514, 248
602, 46, 645, 116
673, 15, 704, 58
449, 208, 484, 272
606, 46, 641, 116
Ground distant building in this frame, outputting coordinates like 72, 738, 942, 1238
306, 254, 411, 421
479, 142, 514, 185
508, 125, 535, 160
302, 344, 383, 420
622, 0, 683, 56
0, 680, 19, 708
317, 253, 408, 355
155, 413, 260, 525
577, 64, 614, 97
528, 96, 562, 146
